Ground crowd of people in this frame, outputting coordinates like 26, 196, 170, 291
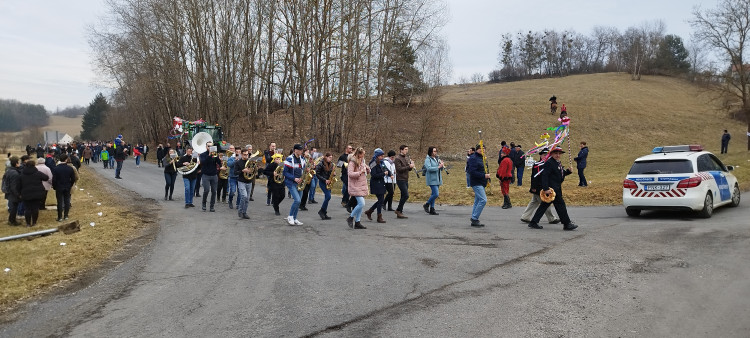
151, 137, 588, 231
4, 133, 589, 231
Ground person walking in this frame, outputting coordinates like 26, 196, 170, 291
263, 142, 277, 206
314, 152, 334, 220
178, 148, 198, 208
199, 142, 220, 212
235, 149, 253, 219
721, 130, 731, 154
283, 144, 306, 226
133, 145, 142, 167
383, 150, 396, 211
423, 147, 444, 215
497, 147, 513, 209
114, 141, 128, 179
393, 145, 415, 219
346, 147, 369, 229
527, 147, 578, 231
162, 149, 178, 200
52, 154, 77, 221
465, 147, 475, 188
520, 149, 560, 224
3, 156, 22, 226
263, 153, 286, 216
364, 148, 389, 224
338, 144, 353, 209
227, 146, 240, 209
18, 159, 49, 227
573, 141, 589, 187
467, 145, 491, 227
156, 144, 165, 168
82, 146, 92, 165
308, 147, 321, 204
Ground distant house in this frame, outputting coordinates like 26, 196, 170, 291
44, 130, 73, 145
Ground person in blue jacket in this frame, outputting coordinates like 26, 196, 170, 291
573, 141, 588, 187
467, 145, 491, 227
423, 146, 444, 215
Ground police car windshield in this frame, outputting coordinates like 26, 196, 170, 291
628, 160, 693, 175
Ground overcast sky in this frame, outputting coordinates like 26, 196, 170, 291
0, 0, 714, 112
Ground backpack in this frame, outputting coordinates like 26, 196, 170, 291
101, 150, 109, 160
1, 173, 8, 194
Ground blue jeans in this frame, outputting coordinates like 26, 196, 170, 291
427, 185, 440, 207
228, 177, 238, 202
115, 160, 123, 177
109, 158, 115, 169
309, 176, 318, 201
466, 172, 470, 187
471, 185, 487, 220
164, 172, 177, 198
135, 155, 141, 166
320, 184, 331, 212
516, 166, 524, 186
351, 196, 365, 221
286, 181, 301, 219
183, 177, 196, 205
237, 181, 252, 215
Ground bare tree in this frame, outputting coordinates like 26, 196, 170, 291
692, 0, 750, 149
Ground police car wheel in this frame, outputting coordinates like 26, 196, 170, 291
730, 184, 741, 207
697, 193, 713, 218
625, 207, 641, 217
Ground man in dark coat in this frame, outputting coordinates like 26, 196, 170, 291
721, 130, 731, 154
573, 141, 589, 187
53, 154, 78, 221
114, 142, 128, 179
527, 147, 578, 231
19, 159, 49, 227
3, 156, 22, 225
156, 144, 165, 168
514, 144, 525, 186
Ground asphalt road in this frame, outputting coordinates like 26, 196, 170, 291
2, 159, 749, 337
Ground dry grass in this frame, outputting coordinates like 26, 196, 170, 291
0, 154, 150, 310
426, 73, 750, 207
42, 115, 84, 138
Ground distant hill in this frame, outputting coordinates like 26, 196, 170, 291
43, 115, 83, 138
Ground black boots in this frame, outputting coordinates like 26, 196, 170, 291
228, 196, 234, 209
429, 207, 439, 215
354, 221, 366, 229
528, 222, 543, 229
318, 209, 331, 220
423, 203, 430, 213
501, 195, 512, 209
470, 219, 484, 227
347, 216, 354, 228
563, 223, 578, 231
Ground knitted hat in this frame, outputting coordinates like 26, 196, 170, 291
373, 148, 384, 157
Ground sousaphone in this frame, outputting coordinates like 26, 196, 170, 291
177, 132, 213, 175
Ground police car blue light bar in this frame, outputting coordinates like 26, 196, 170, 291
652, 145, 704, 153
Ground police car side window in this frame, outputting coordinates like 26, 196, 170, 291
708, 154, 727, 172
696, 155, 713, 172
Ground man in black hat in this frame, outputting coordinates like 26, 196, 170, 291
527, 147, 577, 231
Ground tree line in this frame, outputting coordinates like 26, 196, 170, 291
88, 0, 449, 148
0, 99, 49, 132
489, 21, 692, 83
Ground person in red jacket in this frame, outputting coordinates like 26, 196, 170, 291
497, 147, 513, 209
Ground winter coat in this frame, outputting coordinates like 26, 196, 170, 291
45, 156, 55, 170
347, 158, 369, 197
178, 154, 198, 180
540, 158, 572, 192
466, 153, 488, 187
156, 146, 166, 160
163, 156, 177, 174
513, 150, 526, 168
529, 161, 543, 194
497, 156, 514, 181
368, 159, 387, 195
574, 147, 588, 169
283, 155, 305, 185
19, 165, 49, 201
35, 164, 53, 191
3, 166, 21, 203
198, 152, 219, 176
227, 155, 238, 178
423, 156, 443, 186
722, 133, 731, 145
263, 162, 285, 189
337, 153, 350, 182
315, 160, 333, 183
114, 146, 127, 161
394, 154, 413, 181
383, 158, 396, 184
83, 148, 93, 159
53, 163, 77, 191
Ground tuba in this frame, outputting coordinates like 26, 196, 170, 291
177, 132, 212, 175
218, 159, 229, 179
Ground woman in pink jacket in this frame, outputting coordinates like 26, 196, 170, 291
346, 147, 370, 229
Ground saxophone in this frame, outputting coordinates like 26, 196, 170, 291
327, 163, 338, 190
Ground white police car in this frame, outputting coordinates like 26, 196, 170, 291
622, 145, 740, 218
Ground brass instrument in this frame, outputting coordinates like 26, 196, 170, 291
242, 152, 263, 180
273, 165, 285, 184
327, 163, 338, 190
218, 159, 229, 179
177, 157, 198, 175
298, 155, 314, 191
177, 132, 212, 175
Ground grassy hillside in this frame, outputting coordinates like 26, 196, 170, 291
429, 72, 749, 206
42, 115, 83, 137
